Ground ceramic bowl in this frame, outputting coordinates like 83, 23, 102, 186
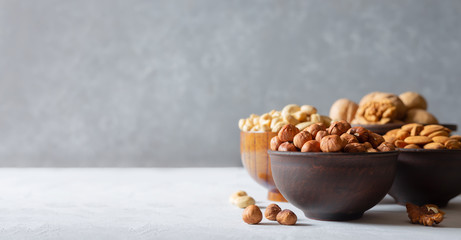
388, 149, 461, 207
240, 131, 287, 202
269, 151, 398, 221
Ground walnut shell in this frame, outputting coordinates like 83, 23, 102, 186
399, 91, 427, 110
329, 98, 359, 122
359, 92, 407, 120
404, 109, 438, 124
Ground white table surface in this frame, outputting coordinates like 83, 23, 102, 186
0, 168, 460, 240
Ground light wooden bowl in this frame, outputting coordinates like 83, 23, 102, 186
240, 131, 287, 202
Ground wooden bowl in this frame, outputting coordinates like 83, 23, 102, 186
352, 123, 457, 135
240, 131, 287, 202
388, 149, 461, 207
269, 151, 398, 221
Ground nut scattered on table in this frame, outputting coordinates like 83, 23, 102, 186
271, 121, 394, 153
242, 205, 263, 224
234, 195, 256, 208
406, 203, 444, 226
264, 203, 282, 221
239, 104, 331, 132
384, 124, 460, 150
229, 190, 247, 204
276, 209, 297, 225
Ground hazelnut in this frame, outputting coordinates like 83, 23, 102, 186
293, 131, 313, 149
340, 133, 358, 145
343, 143, 367, 153
234, 195, 256, 208
328, 120, 351, 136
306, 123, 326, 139
377, 142, 395, 152
278, 124, 300, 142
315, 130, 328, 142
347, 127, 369, 143
242, 205, 263, 224
276, 209, 297, 225
368, 132, 385, 148
270, 136, 283, 151
229, 190, 247, 204
264, 203, 282, 221
278, 142, 298, 152
367, 148, 378, 152
320, 135, 343, 152
301, 140, 321, 152
362, 142, 372, 149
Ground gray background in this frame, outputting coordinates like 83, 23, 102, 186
0, 0, 460, 167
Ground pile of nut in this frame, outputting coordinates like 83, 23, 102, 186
239, 104, 331, 132
330, 91, 438, 125
271, 121, 395, 153
383, 124, 461, 150
243, 204, 297, 225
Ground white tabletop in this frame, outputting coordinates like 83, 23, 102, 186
0, 168, 460, 239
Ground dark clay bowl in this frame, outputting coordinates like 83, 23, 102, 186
352, 123, 457, 135
389, 149, 461, 207
269, 151, 398, 221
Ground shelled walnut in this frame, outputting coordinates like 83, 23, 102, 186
406, 203, 444, 226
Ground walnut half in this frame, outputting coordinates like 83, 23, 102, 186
406, 203, 444, 226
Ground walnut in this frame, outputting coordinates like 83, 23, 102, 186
404, 109, 438, 124
305, 123, 326, 139
343, 143, 366, 153
355, 98, 397, 124
406, 203, 444, 226
347, 126, 369, 143
358, 92, 407, 120
377, 142, 395, 152
320, 135, 343, 152
328, 120, 351, 135
399, 91, 427, 110
329, 98, 359, 122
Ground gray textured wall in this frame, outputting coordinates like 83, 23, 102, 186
1, 0, 461, 167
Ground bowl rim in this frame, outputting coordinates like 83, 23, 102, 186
398, 148, 461, 153
268, 150, 399, 156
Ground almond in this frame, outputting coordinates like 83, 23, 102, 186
404, 136, 432, 145
404, 144, 421, 149
420, 125, 445, 136
424, 142, 445, 150
450, 135, 461, 141
401, 123, 423, 132
394, 140, 408, 148
445, 140, 461, 150
427, 130, 450, 139
432, 136, 450, 144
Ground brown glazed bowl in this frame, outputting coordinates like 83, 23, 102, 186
269, 151, 398, 221
389, 149, 461, 207
240, 131, 287, 202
